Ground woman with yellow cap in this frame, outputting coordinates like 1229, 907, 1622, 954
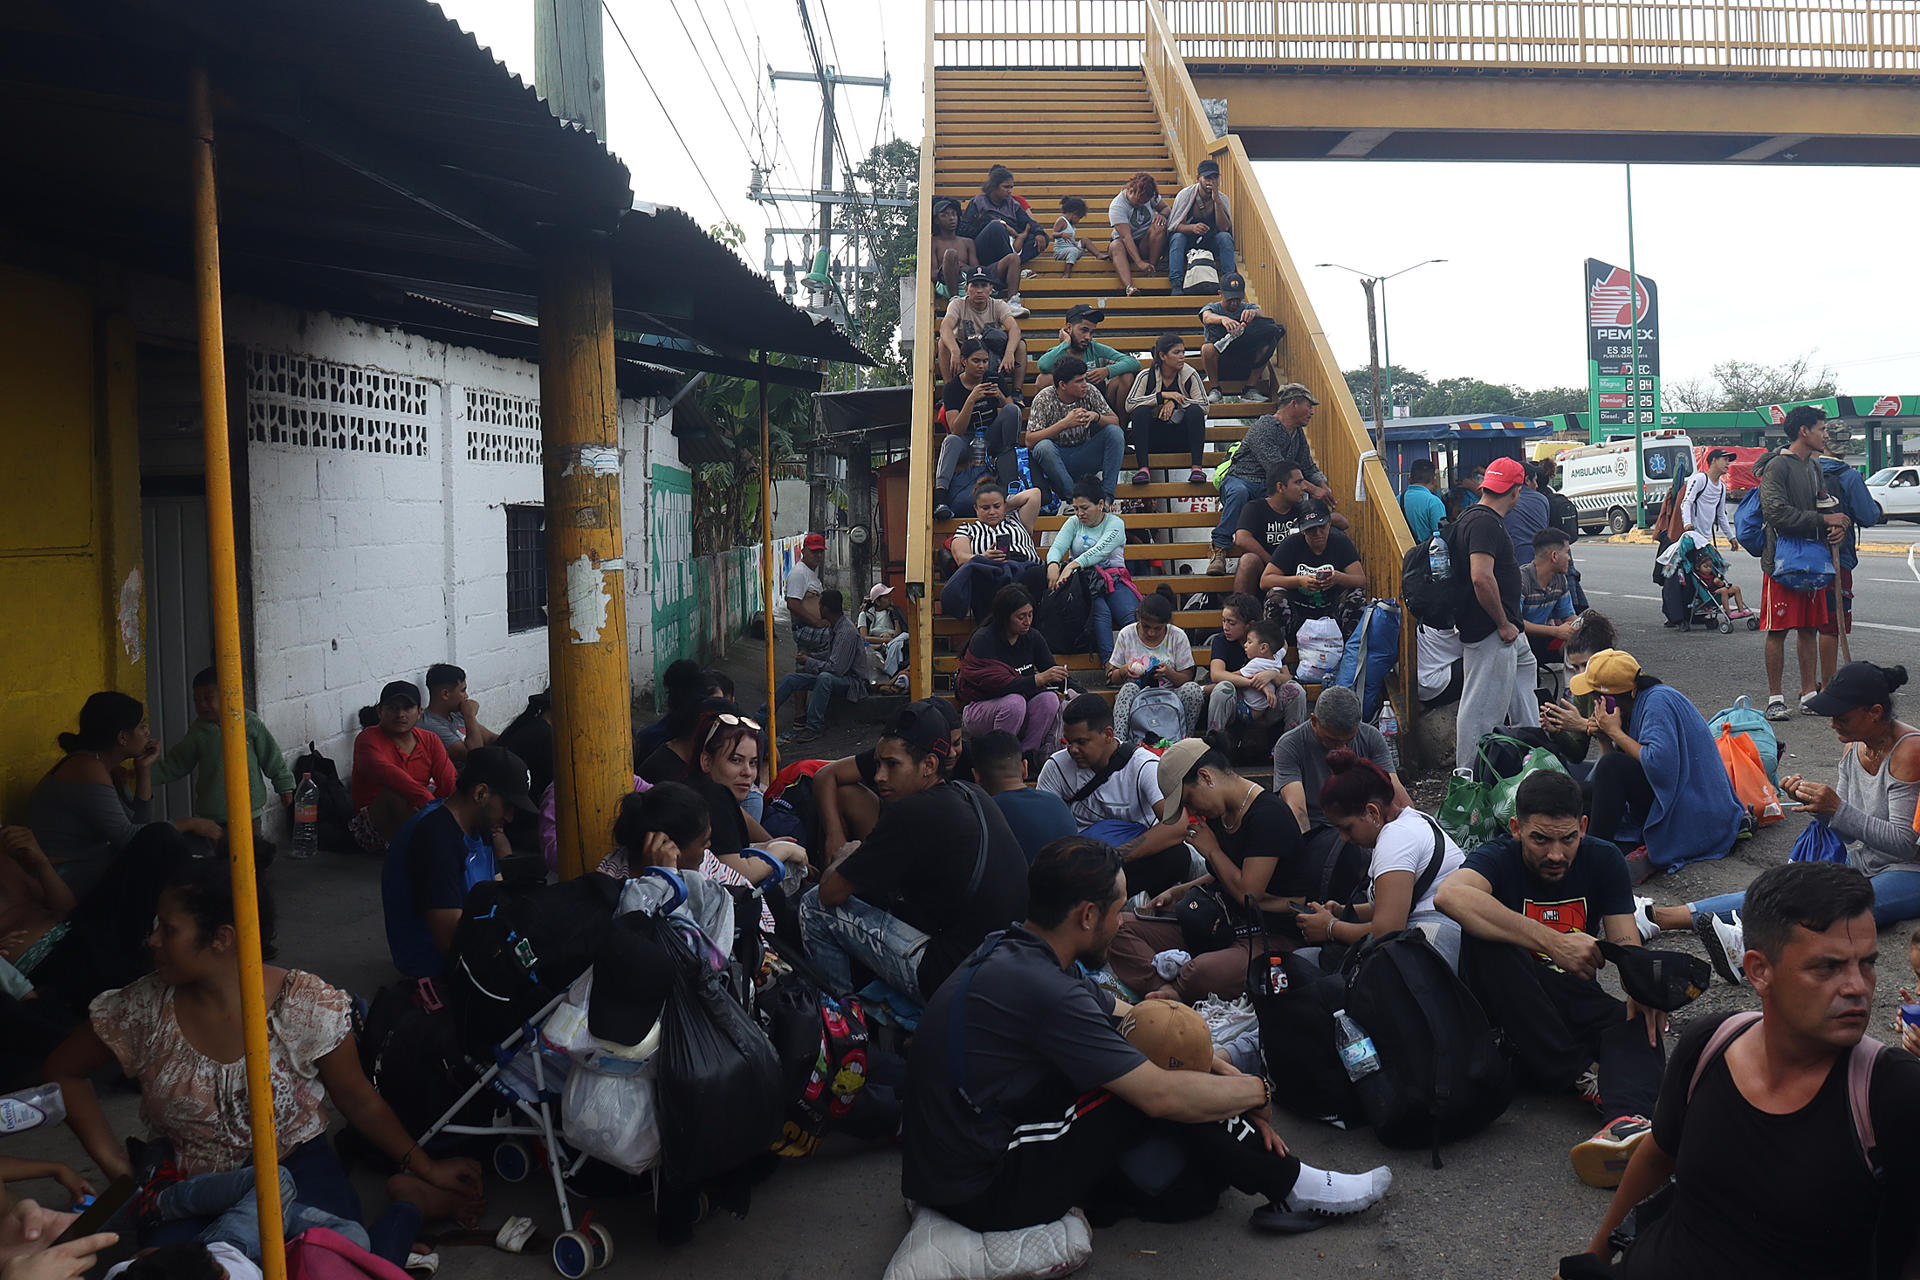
1570, 649, 1744, 873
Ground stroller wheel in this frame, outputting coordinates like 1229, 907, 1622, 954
493, 1139, 533, 1183
587, 1223, 614, 1270
1746, 616, 1760, 631
551, 1231, 594, 1279
1719, 620, 1732, 634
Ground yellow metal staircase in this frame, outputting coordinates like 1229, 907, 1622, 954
907, 1, 1416, 733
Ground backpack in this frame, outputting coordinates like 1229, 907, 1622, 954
1125, 686, 1188, 746
292, 741, 353, 851
1332, 600, 1402, 720
1209, 437, 1245, 490
1181, 246, 1220, 295
445, 873, 622, 1051
1342, 921, 1513, 1166
1707, 696, 1780, 784
1244, 904, 1367, 1128
286, 1227, 410, 1280
1035, 570, 1093, 654
1733, 485, 1766, 557
355, 978, 484, 1136
1400, 514, 1472, 629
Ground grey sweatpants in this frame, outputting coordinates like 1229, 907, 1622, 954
1454, 631, 1540, 770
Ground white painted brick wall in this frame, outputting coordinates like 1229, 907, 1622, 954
125, 279, 686, 780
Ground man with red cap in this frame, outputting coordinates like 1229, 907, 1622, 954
1453, 456, 1540, 769
786, 533, 831, 661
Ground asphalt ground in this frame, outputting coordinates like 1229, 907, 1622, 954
5, 539, 1918, 1278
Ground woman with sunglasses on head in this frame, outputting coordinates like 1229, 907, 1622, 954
688, 709, 810, 885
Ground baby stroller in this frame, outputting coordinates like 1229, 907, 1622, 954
403, 868, 787, 1277
1658, 532, 1758, 634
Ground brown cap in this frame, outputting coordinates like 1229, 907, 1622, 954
1119, 1001, 1215, 1072
1275, 383, 1319, 406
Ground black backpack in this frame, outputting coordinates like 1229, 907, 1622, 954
1244, 902, 1367, 1128
1399, 518, 1467, 630
1342, 923, 1513, 1166
292, 741, 353, 852
445, 873, 621, 1051
1035, 570, 1093, 654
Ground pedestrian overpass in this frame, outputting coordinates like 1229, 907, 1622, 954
904, 0, 1920, 742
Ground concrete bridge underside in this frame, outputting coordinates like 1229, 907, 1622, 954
1191, 67, 1920, 164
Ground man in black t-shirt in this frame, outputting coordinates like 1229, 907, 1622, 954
1436, 771, 1664, 1189
1231, 461, 1355, 596
1258, 502, 1365, 644
811, 699, 963, 854
1452, 456, 1540, 770
1567, 862, 1920, 1279
801, 703, 1027, 997
935, 338, 1027, 519
905, 836, 1391, 1235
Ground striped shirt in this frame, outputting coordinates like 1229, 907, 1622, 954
957, 517, 1037, 561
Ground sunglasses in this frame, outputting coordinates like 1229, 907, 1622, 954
702, 713, 761, 748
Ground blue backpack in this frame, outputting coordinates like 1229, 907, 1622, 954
1333, 600, 1402, 721
1733, 486, 1765, 557
1707, 696, 1779, 784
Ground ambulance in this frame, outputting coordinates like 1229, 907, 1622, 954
1551, 430, 1697, 534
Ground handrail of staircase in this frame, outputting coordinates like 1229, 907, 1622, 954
906, 0, 940, 700
1142, 0, 1422, 752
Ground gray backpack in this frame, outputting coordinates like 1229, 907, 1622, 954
1126, 686, 1188, 746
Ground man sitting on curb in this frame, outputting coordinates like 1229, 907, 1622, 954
1435, 770, 1665, 1191
1036, 694, 1195, 900
770, 588, 869, 746
801, 702, 1027, 1000
1271, 686, 1408, 900
1561, 861, 1920, 1280
419, 663, 498, 764
972, 729, 1077, 864
904, 835, 1393, 1237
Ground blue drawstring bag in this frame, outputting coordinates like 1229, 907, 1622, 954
1771, 535, 1835, 592
1332, 600, 1402, 721
1733, 487, 1765, 557
1789, 818, 1848, 864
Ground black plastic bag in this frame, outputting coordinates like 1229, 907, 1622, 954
657, 918, 786, 1187
1036, 570, 1093, 654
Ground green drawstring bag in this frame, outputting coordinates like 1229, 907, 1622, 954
1486, 740, 1570, 832
1437, 770, 1499, 849
1437, 732, 1571, 849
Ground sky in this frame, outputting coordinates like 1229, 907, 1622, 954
436, 0, 1920, 398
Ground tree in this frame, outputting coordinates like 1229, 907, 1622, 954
1342, 365, 1431, 418
687, 356, 813, 554
1664, 354, 1836, 412
835, 138, 920, 386
1412, 377, 1520, 418
1514, 386, 1588, 417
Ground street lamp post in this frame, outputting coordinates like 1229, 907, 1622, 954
1316, 259, 1448, 422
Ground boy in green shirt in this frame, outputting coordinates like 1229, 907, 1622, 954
152, 667, 296, 847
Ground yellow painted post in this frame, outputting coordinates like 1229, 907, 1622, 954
187, 65, 289, 1280
760, 363, 780, 771
906, 0, 938, 701
539, 232, 632, 881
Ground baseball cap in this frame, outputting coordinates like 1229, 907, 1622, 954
866, 582, 894, 603
1120, 1001, 1214, 1071
886, 699, 955, 760
1274, 382, 1318, 406
1806, 661, 1905, 716
378, 680, 422, 709
1154, 737, 1212, 822
802, 532, 826, 552
1064, 302, 1107, 326
963, 268, 996, 287
459, 746, 539, 813
1568, 649, 1641, 697
1480, 457, 1528, 494
1220, 272, 1247, 298
1598, 939, 1710, 1013
1197, 159, 1220, 178
932, 195, 960, 215
1294, 499, 1332, 531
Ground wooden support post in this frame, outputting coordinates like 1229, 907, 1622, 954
760, 363, 780, 770
188, 64, 289, 1280
539, 231, 631, 881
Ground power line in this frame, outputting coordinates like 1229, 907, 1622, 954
656, 1, 756, 167
685, 0, 759, 125
601, 0, 728, 217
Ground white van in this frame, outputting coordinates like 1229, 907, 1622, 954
1553, 431, 1696, 534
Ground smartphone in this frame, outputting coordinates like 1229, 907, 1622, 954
1601, 694, 1618, 715
995, 532, 1014, 552
54, 1175, 134, 1245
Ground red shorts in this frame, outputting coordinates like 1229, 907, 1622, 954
1761, 569, 1839, 632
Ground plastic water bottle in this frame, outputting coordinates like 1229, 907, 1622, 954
291, 774, 319, 860
1426, 531, 1452, 581
1376, 699, 1401, 774
1333, 1010, 1381, 1081
0, 1084, 66, 1135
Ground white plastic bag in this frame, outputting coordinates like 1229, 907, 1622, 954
882, 1206, 1091, 1280
1293, 617, 1344, 683
547, 971, 660, 1066
561, 1060, 660, 1175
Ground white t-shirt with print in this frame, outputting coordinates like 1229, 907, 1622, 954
1108, 622, 1194, 677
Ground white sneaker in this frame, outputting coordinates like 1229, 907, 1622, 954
1007, 293, 1029, 318
1207, 387, 1225, 403
1019, 268, 1037, 280
1632, 895, 1660, 942
1286, 1164, 1393, 1217
1694, 909, 1747, 986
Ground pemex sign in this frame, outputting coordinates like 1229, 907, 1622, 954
1584, 258, 1660, 440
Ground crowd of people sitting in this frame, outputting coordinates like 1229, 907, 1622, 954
2, 600, 1918, 1278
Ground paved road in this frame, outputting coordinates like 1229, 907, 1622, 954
7, 570, 1917, 1279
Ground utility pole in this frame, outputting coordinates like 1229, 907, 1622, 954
534, 0, 606, 138
1363, 278, 1385, 454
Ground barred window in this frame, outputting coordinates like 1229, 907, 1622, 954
507, 506, 547, 633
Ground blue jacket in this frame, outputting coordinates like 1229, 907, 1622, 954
1629, 683, 1743, 871
1819, 457, 1883, 570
